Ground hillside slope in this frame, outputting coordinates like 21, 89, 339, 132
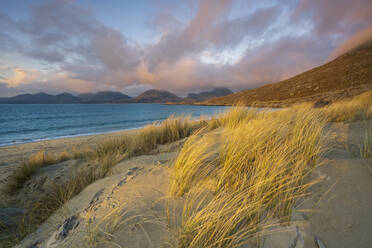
204, 40, 372, 107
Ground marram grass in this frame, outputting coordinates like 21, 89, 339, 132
2, 91, 371, 248
170, 104, 328, 248
3, 115, 206, 247
322, 90, 372, 122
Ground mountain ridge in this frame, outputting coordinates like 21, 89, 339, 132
0, 88, 233, 104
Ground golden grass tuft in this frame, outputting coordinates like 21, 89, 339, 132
5, 115, 205, 195
323, 90, 372, 122
3, 115, 206, 246
4, 151, 71, 193
359, 124, 372, 158
170, 104, 328, 247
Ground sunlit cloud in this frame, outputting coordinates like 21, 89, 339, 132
0, 0, 371, 97
3, 68, 40, 87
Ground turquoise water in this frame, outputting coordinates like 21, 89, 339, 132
0, 104, 229, 146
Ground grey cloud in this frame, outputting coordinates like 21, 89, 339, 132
6, 0, 140, 73
232, 35, 333, 87
146, 2, 282, 71
0, 83, 26, 97
92, 27, 141, 72
209, 6, 282, 50
145, 0, 234, 69
2, 0, 372, 97
329, 25, 372, 60
293, 0, 372, 37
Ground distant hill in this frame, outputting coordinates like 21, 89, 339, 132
55, 93, 80, 103
128, 89, 183, 103
78, 91, 131, 103
203, 40, 372, 107
0, 91, 131, 104
0, 88, 234, 104
0, 93, 68, 104
185, 87, 233, 102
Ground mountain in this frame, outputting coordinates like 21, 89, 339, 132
55, 93, 80, 103
0, 91, 131, 104
78, 91, 131, 103
186, 87, 233, 102
203, 40, 372, 107
129, 89, 183, 103
0, 93, 57, 104
0, 88, 233, 104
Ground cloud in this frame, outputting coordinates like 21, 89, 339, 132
328, 25, 372, 60
146, 1, 282, 70
0, 0, 372, 97
293, 0, 372, 37
92, 26, 141, 72
233, 34, 334, 86
3, 68, 40, 87
0, 83, 27, 97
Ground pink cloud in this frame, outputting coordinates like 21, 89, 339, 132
328, 25, 372, 60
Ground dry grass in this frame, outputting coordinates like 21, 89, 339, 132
322, 91, 372, 122
170, 104, 328, 247
85, 203, 130, 248
4, 151, 71, 193
169, 92, 371, 247
359, 124, 372, 158
2, 115, 205, 247
5, 115, 205, 195
3, 92, 371, 247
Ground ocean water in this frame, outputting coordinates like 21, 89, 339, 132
0, 104, 229, 146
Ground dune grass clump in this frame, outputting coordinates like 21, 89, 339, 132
91, 115, 204, 160
323, 90, 372, 122
170, 105, 327, 247
4, 151, 71, 193
359, 124, 372, 158
5, 115, 205, 196
207, 105, 259, 130
130, 115, 203, 156
3, 115, 207, 246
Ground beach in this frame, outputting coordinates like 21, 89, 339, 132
0, 129, 136, 168
0, 92, 371, 248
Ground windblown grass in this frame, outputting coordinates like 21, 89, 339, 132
323, 90, 372, 122
170, 104, 328, 247
207, 105, 259, 130
359, 124, 372, 158
4, 151, 71, 193
3, 115, 206, 247
5, 115, 205, 195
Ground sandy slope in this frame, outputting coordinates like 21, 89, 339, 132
0, 129, 138, 190
0, 129, 137, 167
13, 151, 179, 248
263, 120, 372, 248
1, 120, 371, 248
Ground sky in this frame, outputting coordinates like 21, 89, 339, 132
0, 0, 371, 97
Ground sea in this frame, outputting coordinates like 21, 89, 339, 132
0, 104, 229, 147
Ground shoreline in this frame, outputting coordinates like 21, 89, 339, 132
0, 126, 144, 148
0, 128, 138, 168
